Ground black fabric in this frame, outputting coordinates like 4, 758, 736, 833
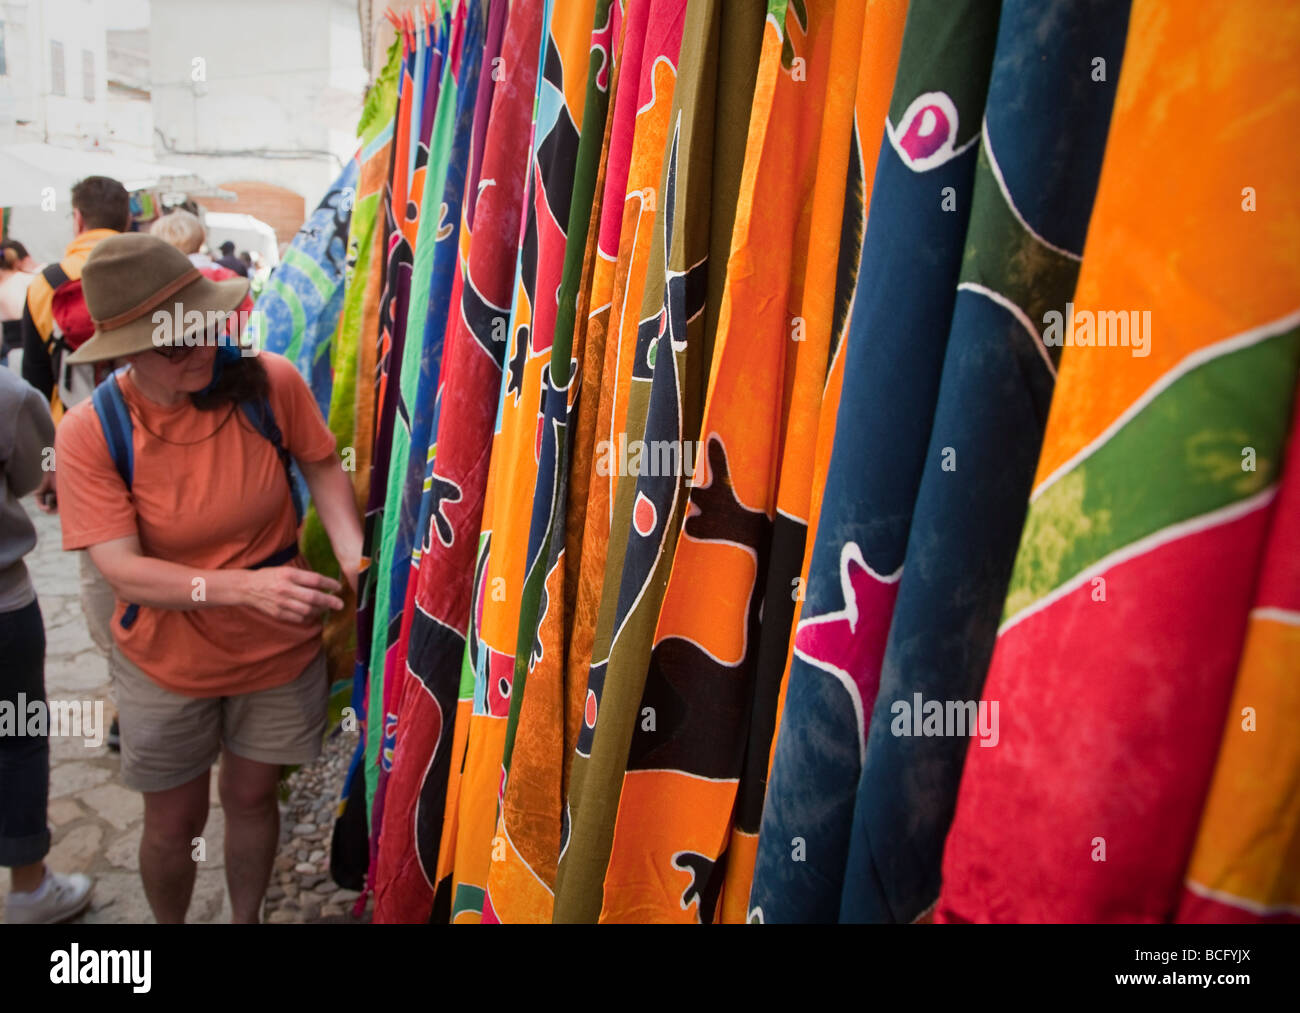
39, 264, 70, 291
19, 303, 53, 402
19, 265, 73, 402
1, 319, 22, 357
215, 255, 249, 278
0, 599, 51, 867
329, 755, 369, 891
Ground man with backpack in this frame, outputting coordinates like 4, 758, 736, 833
21, 176, 132, 419
20, 175, 130, 752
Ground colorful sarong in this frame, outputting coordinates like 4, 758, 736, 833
251, 158, 359, 416
729, 0, 910, 920
550, 0, 689, 923
838, 0, 1131, 925
447, 0, 598, 926
370, 0, 512, 925
367, 0, 484, 893
480, 0, 618, 924
936, 0, 1300, 923
400, 0, 542, 924
749, 0, 1002, 924
592, 0, 868, 925
1179, 398, 1300, 923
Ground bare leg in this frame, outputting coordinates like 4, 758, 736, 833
218, 749, 281, 924
139, 771, 210, 923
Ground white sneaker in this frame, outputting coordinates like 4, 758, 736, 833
5, 870, 94, 924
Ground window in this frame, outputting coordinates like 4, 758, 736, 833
50, 40, 64, 96
82, 49, 94, 101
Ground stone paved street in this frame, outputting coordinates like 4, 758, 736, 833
1, 504, 370, 924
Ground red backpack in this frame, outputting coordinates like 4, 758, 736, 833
42, 264, 110, 400
43, 265, 95, 350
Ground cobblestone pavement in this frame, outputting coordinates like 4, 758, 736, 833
0, 504, 371, 924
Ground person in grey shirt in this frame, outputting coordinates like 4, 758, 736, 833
0, 366, 94, 922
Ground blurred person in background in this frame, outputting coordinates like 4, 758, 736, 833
19, 177, 129, 755
215, 241, 249, 278
21, 176, 130, 415
153, 211, 254, 287
0, 365, 94, 923
0, 241, 40, 372
151, 211, 217, 270
152, 212, 256, 325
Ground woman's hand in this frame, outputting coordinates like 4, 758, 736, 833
299, 452, 364, 599
241, 566, 345, 623
33, 472, 57, 514
340, 555, 360, 595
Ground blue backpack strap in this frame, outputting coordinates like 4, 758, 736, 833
91, 370, 141, 630
241, 397, 305, 525
91, 369, 134, 490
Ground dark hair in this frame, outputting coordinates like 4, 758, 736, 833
220, 240, 236, 256
0, 239, 30, 269
189, 349, 270, 411
71, 176, 131, 232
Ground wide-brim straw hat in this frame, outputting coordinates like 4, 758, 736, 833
66, 232, 250, 365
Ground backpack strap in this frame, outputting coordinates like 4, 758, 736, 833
41, 262, 71, 294
91, 369, 134, 490
42, 264, 76, 398
240, 397, 305, 525
90, 370, 140, 631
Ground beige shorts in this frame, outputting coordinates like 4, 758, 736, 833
111, 647, 328, 794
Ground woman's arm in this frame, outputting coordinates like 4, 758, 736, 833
299, 452, 363, 592
88, 534, 344, 622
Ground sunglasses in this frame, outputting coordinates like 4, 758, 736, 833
153, 321, 231, 361
152, 343, 201, 362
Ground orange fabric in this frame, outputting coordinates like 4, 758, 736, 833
764, 0, 909, 781
593, 0, 860, 924
1029, 1, 1300, 490
55, 351, 336, 697
24, 228, 122, 422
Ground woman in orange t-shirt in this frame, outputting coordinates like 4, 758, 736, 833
54, 233, 362, 924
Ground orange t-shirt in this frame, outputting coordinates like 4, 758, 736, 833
56, 352, 336, 697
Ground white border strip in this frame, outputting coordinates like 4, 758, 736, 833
884, 112, 980, 171
957, 282, 1057, 380
999, 486, 1277, 637
1032, 308, 1300, 504
1251, 606, 1300, 627
982, 116, 1082, 263
1184, 878, 1300, 919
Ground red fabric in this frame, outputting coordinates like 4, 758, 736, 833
50, 280, 95, 349
936, 508, 1268, 923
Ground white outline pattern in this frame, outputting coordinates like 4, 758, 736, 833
999, 486, 1277, 637
1032, 308, 1300, 504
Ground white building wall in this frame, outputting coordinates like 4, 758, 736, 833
148, 0, 365, 211
0, 0, 110, 146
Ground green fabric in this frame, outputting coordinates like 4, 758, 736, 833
365, 11, 459, 813
303, 39, 401, 725
1003, 328, 1300, 620
367, 24, 462, 705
